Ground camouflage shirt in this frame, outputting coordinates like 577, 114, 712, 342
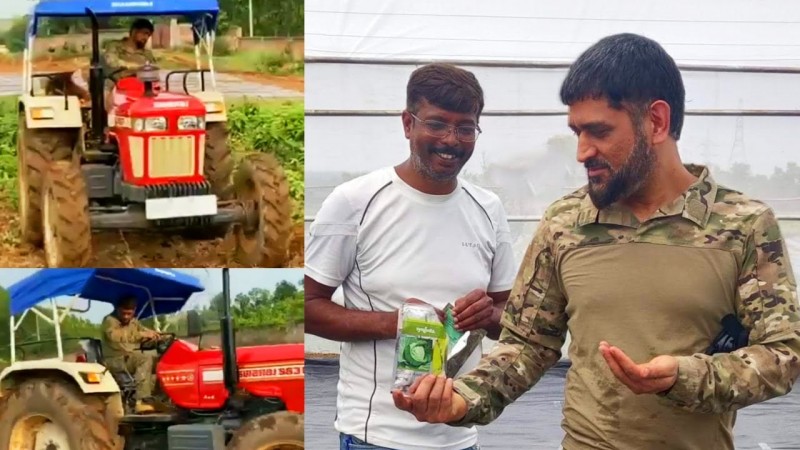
102, 38, 157, 80
101, 313, 151, 359
450, 164, 800, 449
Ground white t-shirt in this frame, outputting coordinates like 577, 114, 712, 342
306, 167, 517, 450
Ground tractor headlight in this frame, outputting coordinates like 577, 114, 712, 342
144, 117, 168, 131
133, 117, 167, 132
178, 115, 205, 130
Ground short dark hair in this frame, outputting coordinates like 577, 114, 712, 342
559, 33, 685, 140
130, 18, 154, 33
406, 63, 485, 120
118, 296, 137, 309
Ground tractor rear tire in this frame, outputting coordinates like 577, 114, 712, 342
42, 160, 92, 267
17, 114, 77, 246
233, 153, 292, 267
183, 122, 233, 240
0, 378, 119, 450
226, 411, 304, 450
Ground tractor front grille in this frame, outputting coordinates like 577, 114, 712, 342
148, 135, 197, 178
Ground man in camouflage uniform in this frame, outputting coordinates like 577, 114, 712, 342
393, 33, 800, 449
101, 18, 158, 110
101, 296, 162, 414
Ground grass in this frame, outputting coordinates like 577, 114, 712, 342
158, 49, 303, 77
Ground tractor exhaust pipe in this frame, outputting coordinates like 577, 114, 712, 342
86, 8, 106, 141
220, 268, 238, 402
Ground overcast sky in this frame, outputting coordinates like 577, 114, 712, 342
0, 268, 303, 323
1, 1, 35, 19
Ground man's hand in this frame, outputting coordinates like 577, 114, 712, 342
141, 329, 159, 341
599, 341, 678, 395
391, 374, 468, 424
453, 289, 495, 332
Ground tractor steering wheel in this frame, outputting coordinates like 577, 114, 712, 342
139, 332, 175, 353
155, 333, 176, 354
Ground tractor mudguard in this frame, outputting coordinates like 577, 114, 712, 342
192, 91, 227, 123
19, 94, 84, 129
0, 360, 122, 395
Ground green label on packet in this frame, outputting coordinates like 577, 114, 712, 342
397, 318, 446, 375
402, 318, 445, 338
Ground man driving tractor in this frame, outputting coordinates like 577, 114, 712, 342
102, 18, 158, 81
58, 18, 158, 107
100, 296, 164, 414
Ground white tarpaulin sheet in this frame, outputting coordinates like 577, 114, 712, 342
304, 0, 800, 353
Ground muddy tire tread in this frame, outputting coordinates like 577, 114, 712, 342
0, 377, 119, 450
44, 161, 91, 267
234, 153, 292, 267
18, 115, 77, 245
226, 411, 304, 449
205, 122, 234, 199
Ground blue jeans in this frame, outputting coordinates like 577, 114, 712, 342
340, 433, 480, 450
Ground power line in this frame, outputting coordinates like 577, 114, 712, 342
306, 32, 800, 48
305, 51, 800, 67
305, 9, 800, 25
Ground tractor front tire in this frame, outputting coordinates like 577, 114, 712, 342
233, 153, 292, 267
226, 411, 304, 450
42, 161, 92, 267
17, 114, 77, 245
183, 122, 234, 240
0, 378, 119, 450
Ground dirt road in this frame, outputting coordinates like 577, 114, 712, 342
0, 55, 304, 96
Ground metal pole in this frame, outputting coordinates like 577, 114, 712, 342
304, 109, 800, 118
305, 215, 800, 223
249, 0, 254, 37
9, 316, 15, 364
304, 56, 800, 75
52, 299, 63, 360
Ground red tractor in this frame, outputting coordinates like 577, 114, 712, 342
0, 268, 305, 450
18, 0, 293, 267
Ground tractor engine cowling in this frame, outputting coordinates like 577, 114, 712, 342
112, 94, 209, 186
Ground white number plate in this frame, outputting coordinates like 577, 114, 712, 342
145, 195, 218, 220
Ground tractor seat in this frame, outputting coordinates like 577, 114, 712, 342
111, 370, 136, 390
78, 338, 136, 389
79, 338, 105, 364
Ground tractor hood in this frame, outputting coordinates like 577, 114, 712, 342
118, 92, 207, 117
158, 340, 305, 413
6, 268, 205, 318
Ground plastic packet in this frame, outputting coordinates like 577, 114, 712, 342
443, 303, 486, 378
444, 304, 464, 356
391, 301, 447, 393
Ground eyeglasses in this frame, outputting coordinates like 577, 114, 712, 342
409, 113, 482, 143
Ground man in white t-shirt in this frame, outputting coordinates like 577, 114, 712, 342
305, 63, 518, 450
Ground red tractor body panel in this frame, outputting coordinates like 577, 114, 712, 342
107, 78, 208, 186
156, 340, 305, 414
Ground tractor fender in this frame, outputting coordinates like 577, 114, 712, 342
192, 91, 227, 123
19, 94, 84, 129
0, 360, 121, 395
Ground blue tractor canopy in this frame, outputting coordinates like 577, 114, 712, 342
29, 0, 220, 36
6, 268, 206, 319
